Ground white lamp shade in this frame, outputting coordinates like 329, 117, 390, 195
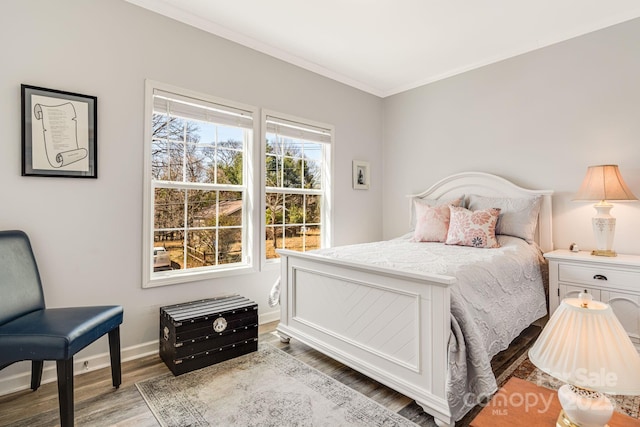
573, 165, 637, 202
528, 298, 640, 395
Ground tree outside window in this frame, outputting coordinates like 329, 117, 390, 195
264, 114, 331, 260
144, 83, 254, 287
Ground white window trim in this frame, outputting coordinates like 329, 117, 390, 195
142, 80, 259, 288
260, 109, 334, 270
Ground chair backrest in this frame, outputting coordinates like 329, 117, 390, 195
0, 230, 45, 326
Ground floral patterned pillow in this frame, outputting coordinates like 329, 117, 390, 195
412, 203, 454, 242
445, 206, 501, 248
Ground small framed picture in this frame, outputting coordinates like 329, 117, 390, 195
21, 84, 97, 178
352, 160, 370, 190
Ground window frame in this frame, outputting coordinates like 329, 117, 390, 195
260, 109, 333, 268
142, 80, 259, 288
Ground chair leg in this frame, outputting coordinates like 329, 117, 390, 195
56, 358, 74, 427
31, 360, 44, 391
108, 326, 122, 389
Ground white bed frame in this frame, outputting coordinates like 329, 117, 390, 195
276, 172, 553, 426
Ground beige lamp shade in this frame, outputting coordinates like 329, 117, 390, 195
573, 164, 637, 255
528, 298, 640, 395
573, 164, 637, 201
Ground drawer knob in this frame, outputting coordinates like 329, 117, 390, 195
593, 274, 608, 281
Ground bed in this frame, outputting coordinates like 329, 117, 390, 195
276, 172, 553, 426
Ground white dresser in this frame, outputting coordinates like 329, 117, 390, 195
544, 249, 640, 350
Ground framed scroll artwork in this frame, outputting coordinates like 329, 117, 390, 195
21, 84, 97, 178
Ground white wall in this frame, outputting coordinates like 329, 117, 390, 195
383, 18, 640, 255
0, 0, 382, 391
4, 0, 639, 396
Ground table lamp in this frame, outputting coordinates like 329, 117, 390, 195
573, 164, 637, 257
529, 293, 640, 427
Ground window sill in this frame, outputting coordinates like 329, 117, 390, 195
143, 264, 256, 288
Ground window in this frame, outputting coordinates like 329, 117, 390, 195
143, 81, 257, 287
263, 111, 332, 261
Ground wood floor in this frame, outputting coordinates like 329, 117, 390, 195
0, 321, 540, 427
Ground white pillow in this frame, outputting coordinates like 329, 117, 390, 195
467, 194, 542, 243
413, 195, 464, 208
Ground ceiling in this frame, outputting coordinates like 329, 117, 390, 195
126, 0, 640, 98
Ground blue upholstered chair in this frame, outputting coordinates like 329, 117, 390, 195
0, 230, 123, 427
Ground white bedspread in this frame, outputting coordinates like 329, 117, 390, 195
310, 235, 548, 421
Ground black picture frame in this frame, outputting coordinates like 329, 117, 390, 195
21, 84, 97, 178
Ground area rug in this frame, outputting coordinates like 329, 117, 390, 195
136, 343, 419, 427
496, 352, 640, 420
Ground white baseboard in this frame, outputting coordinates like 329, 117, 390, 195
0, 340, 159, 397
0, 310, 281, 397
259, 308, 280, 325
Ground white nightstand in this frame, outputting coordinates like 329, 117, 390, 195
544, 250, 640, 351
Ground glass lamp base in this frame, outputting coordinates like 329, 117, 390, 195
591, 203, 616, 256
557, 410, 610, 427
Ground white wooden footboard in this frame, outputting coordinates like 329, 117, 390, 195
276, 249, 456, 426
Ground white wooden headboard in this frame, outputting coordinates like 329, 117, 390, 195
408, 171, 554, 253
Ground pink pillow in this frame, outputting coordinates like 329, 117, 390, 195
412, 203, 453, 242
445, 206, 501, 248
